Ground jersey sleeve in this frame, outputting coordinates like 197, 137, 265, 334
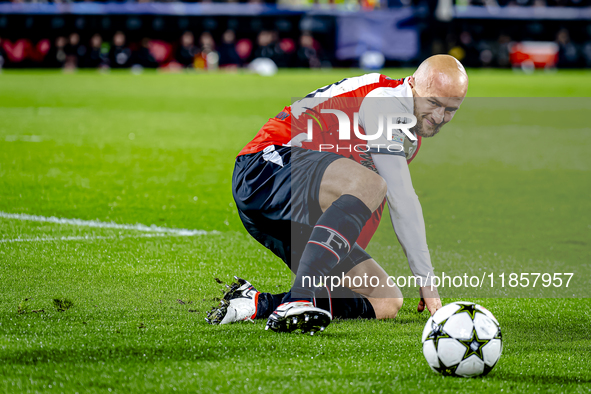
358, 88, 415, 157
371, 152, 435, 286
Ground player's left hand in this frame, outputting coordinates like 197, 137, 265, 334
418, 286, 442, 316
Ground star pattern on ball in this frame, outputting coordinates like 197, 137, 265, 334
428, 319, 451, 350
455, 303, 485, 320
457, 329, 489, 361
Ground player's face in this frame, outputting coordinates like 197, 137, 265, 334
412, 96, 463, 138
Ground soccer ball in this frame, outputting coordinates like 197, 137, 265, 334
421, 301, 502, 377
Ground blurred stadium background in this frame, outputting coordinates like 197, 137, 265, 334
0, 0, 589, 71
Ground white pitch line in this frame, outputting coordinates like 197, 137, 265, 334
0, 233, 176, 244
0, 211, 218, 236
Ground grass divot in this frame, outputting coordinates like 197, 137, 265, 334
53, 298, 74, 312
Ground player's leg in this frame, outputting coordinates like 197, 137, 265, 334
265, 155, 387, 333
208, 146, 312, 325
211, 146, 387, 331
318, 157, 387, 213
340, 258, 404, 319
210, 246, 398, 324
313, 244, 403, 320
287, 156, 387, 302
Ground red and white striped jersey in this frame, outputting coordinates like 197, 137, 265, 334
238, 73, 422, 249
239, 73, 421, 165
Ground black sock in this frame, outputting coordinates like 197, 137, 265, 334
315, 286, 376, 319
289, 195, 372, 301
255, 292, 287, 319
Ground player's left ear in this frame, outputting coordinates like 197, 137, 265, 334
408, 76, 415, 89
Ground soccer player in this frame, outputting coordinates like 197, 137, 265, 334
207, 55, 469, 334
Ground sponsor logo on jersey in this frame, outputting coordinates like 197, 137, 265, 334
390, 135, 405, 144
275, 111, 290, 121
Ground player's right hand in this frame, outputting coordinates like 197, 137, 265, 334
418, 286, 442, 316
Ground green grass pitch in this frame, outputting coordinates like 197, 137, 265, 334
0, 69, 590, 393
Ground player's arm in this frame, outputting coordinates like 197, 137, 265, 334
358, 90, 441, 315
371, 153, 441, 315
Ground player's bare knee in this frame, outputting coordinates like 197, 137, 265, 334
372, 297, 403, 320
387, 297, 403, 319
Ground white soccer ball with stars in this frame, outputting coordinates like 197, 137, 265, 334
421, 301, 502, 377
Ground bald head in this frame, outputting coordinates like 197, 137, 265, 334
407, 55, 468, 138
411, 55, 468, 98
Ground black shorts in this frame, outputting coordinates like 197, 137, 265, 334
232, 146, 370, 273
